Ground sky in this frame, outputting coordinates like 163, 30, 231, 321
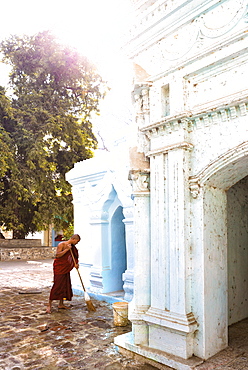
0, 0, 134, 150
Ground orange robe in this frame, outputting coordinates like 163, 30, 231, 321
49, 245, 78, 301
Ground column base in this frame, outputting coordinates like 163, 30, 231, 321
89, 267, 103, 292
129, 306, 198, 359
114, 332, 203, 370
145, 307, 197, 333
122, 270, 134, 302
148, 323, 194, 360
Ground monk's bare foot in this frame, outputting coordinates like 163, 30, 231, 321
46, 306, 52, 314
58, 304, 71, 310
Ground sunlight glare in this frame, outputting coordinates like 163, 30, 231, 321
0, 0, 134, 149
0, 0, 133, 84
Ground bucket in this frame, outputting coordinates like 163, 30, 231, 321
113, 302, 129, 326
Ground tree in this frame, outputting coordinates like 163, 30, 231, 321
0, 87, 15, 178
0, 31, 106, 238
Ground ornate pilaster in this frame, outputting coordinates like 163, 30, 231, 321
89, 209, 109, 291
128, 169, 151, 345
128, 169, 150, 194
145, 145, 197, 359
132, 83, 151, 154
122, 206, 134, 302
189, 180, 201, 199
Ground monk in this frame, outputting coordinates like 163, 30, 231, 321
46, 234, 80, 313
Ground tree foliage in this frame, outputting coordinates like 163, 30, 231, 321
0, 88, 15, 178
0, 31, 105, 238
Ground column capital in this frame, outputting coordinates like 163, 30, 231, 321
147, 141, 193, 157
189, 180, 201, 198
128, 170, 150, 194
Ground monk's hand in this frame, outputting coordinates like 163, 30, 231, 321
67, 244, 72, 250
75, 263, 79, 269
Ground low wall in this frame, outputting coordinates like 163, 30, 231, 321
0, 239, 56, 261
0, 239, 42, 248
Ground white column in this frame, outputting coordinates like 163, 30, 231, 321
128, 170, 151, 345
145, 146, 197, 359
122, 206, 134, 302
70, 184, 93, 290
149, 153, 168, 310
167, 148, 190, 314
89, 210, 108, 292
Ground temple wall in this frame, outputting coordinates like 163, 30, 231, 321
114, 0, 248, 367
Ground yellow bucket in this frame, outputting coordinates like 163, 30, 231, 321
113, 302, 129, 326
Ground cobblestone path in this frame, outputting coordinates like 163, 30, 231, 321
1, 260, 248, 369
0, 260, 158, 370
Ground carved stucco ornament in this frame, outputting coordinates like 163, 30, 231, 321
132, 83, 151, 127
161, 19, 199, 61
132, 83, 151, 153
158, 0, 247, 62
189, 180, 201, 199
199, 0, 247, 38
189, 141, 248, 198
128, 170, 150, 193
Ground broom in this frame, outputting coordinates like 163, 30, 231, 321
70, 248, 96, 312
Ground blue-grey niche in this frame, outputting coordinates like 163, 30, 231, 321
110, 205, 127, 292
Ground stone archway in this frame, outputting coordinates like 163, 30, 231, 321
110, 205, 127, 292
192, 144, 248, 359
227, 175, 248, 326
90, 185, 127, 294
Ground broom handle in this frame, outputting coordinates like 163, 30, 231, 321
69, 247, 86, 292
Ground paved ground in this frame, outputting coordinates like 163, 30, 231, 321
0, 260, 160, 370
0, 259, 248, 369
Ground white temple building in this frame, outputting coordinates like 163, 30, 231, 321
67, 0, 248, 368
66, 144, 135, 302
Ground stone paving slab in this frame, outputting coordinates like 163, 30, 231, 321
0, 260, 248, 369
0, 260, 161, 370
0, 286, 144, 370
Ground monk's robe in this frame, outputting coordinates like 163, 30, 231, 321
49, 244, 78, 301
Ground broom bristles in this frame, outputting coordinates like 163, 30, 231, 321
69, 249, 96, 312
84, 291, 96, 311
86, 299, 96, 312
84, 291, 91, 301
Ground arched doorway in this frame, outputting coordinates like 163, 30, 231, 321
227, 175, 248, 326
110, 206, 127, 292
101, 187, 127, 293
191, 143, 248, 359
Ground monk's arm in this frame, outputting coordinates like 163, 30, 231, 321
55, 243, 71, 258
